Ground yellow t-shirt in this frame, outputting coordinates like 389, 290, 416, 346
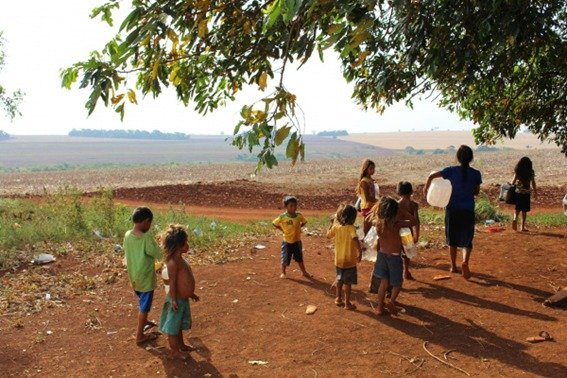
327, 224, 359, 269
273, 212, 306, 243
358, 177, 376, 211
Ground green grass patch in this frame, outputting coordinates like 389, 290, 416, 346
0, 188, 270, 270
528, 213, 567, 227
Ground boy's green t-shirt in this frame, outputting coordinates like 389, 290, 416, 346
124, 230, 162, 292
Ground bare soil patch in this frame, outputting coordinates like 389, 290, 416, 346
1, 225, 566, 377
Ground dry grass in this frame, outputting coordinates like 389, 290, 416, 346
0, 149, 564, 196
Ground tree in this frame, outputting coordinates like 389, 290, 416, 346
0, 32, 24, 121
62, 0, 567, 172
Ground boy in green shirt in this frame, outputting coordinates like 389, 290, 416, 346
124, 207, 162, 345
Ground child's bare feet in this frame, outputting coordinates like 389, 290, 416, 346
376, 306, 388, 316
345, 302, 357, 311
385, 301, 399, 316
334, 298, 345, 307
450, 266, 460, 274
512, 220, 518, 231
280, 273, 286, 279
404, 271, 415, 280
461, 263, 471, 280
302, 272, 313, 279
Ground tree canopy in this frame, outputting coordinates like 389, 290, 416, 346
62, 0, 567, 170
0, 32, 24, 121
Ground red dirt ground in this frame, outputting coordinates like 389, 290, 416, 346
1, 225, 566, 377
110, 181, 566, 212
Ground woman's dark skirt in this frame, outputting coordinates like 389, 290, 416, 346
445, 208, 475, 249
515, 193, 531, 212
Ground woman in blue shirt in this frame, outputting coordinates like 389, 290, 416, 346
424, 145, 482, 280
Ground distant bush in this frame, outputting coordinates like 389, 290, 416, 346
69, 128, 190, 141
432, 149, 447, 155
404, 146, 425, 155
0, 130, 10, 141
317, 130, 349, 137
476, 145, 499, 152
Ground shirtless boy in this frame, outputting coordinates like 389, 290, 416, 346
159, 225, 200, 359
397, 182, 420, 280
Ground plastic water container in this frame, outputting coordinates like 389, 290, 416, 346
427, 177, 452, 208
563, 194, 567, 216
374, 183, 380, 198
399, 228, 417, 259
362, 226, 378, 262
162, 267, 170, 295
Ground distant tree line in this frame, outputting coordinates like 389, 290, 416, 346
68, 128, 190, 141
0, 130, 10, 141
317, 130, 349, 137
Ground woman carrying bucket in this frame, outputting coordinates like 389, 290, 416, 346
424, 145, 482, 280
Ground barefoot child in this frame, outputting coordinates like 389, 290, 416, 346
356, 159, 378, 235
273, 196, 311, 279
397, 182, 420, 280
372, 197, 416, 316
511, 157, 537, 232
159, 225, 200, 359
327, 204, 363, 310
124, 207, 162, 345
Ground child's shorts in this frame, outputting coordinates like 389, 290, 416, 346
281, 241, 303, 266
159, 296, 192, 336
336, 266, 357, 285
373, 252, 403, 287
135, 290, 154, 313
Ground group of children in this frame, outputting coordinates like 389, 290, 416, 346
272, 159, 420, 316
124, 155, 538, 358
124, 207, 199, 360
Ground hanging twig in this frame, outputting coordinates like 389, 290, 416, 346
422, 342, 470, 376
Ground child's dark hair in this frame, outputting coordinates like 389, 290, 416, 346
337, 204, 357, 226
514, 156, 535, 184
283, 196, 298, 206
456, 145, 474, 181
397, 181, 413, 196
162, 224, 188, 259
132, 207, 153, 223
374, 197, 399, 233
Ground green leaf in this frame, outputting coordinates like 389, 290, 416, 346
285, 132, 298, 159
274, 125, 291, 146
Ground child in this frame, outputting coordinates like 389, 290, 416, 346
356, 159, 378, 235
124, 207, 162, 345
273, 196, 311, 279
159, 225, 200, 360
327, 204, 363, 310
372, 197, 416, 316
397, 181, 420, 280
512, 157, 537, 232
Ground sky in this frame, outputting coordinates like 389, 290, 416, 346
0, 0, 475, 136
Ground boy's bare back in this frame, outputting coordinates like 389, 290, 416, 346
168, 256, 195, 299
398, 198, 418, 219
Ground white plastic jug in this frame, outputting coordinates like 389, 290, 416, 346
362, 226, 378, 262
427, 177, 452, 208
563, 194, 567, 216
162, 267, 170, 295
399, 228, 417, 259
374, 183, 380, 198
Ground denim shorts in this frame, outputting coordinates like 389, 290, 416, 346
135, 290, 154, 313
373, 252, 403, 287
336, 266, 357, 285
281, 241, 303, 266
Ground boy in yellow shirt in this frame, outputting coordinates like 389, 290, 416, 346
327, 204, 363, 310
273, 196, 311, 279
124, 207, 162, 345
